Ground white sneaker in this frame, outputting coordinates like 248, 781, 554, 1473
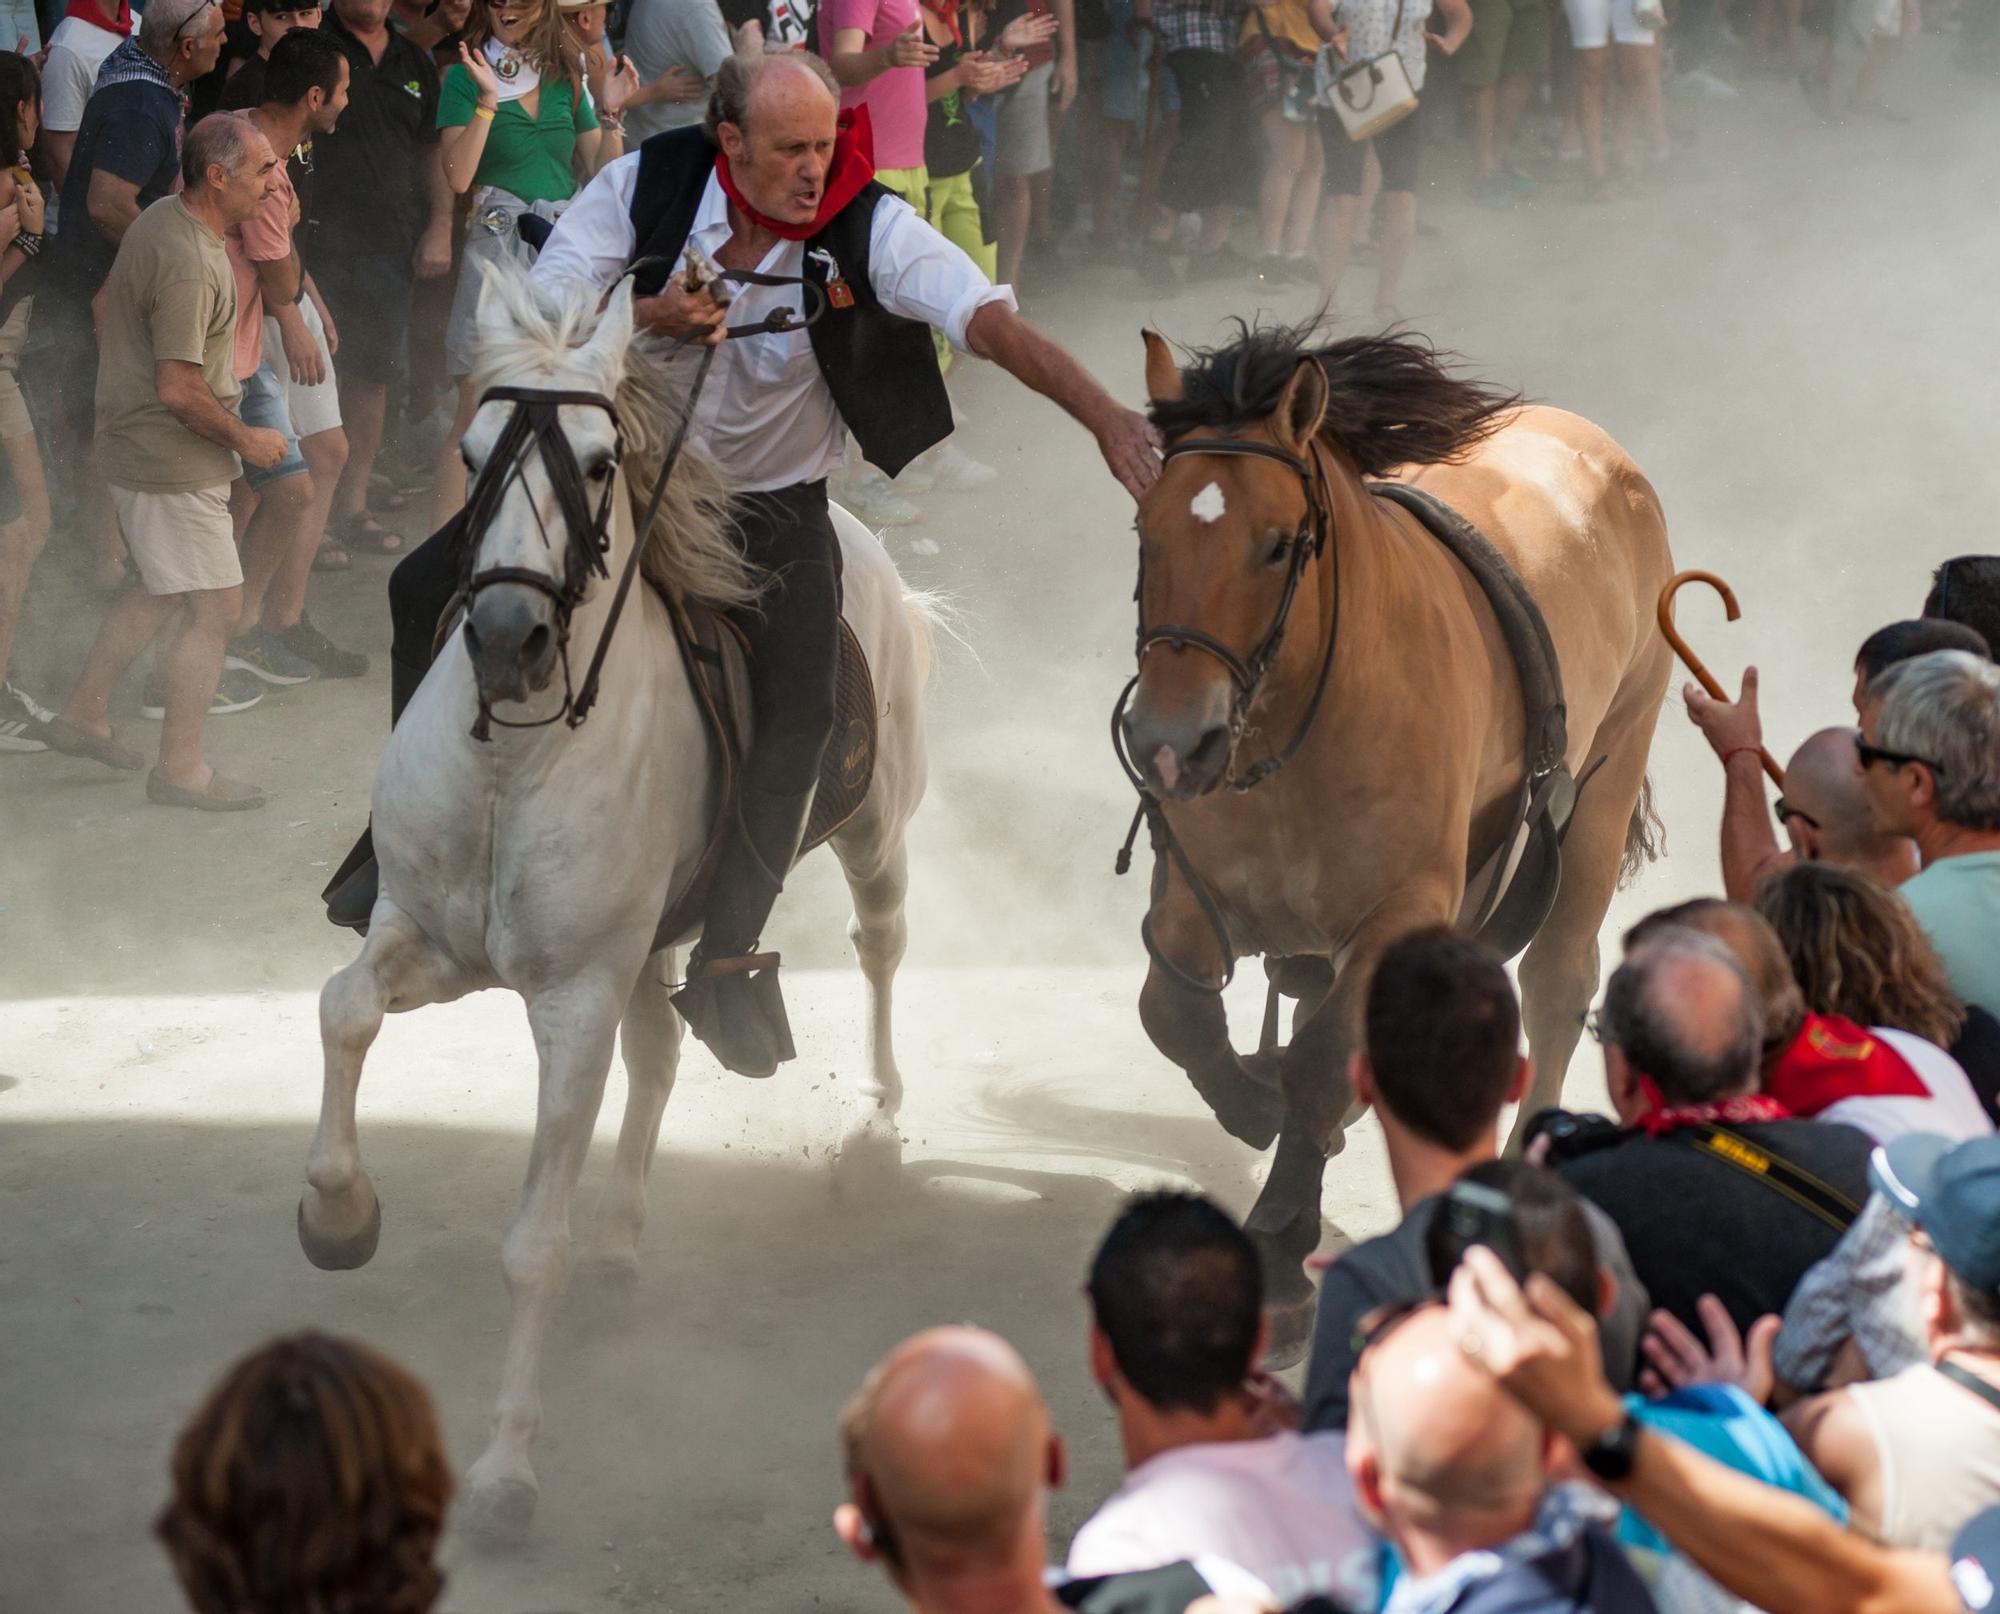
917, 440, 998, 492
841, 470, 922, 528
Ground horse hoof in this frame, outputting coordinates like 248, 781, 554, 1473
460, 1473, 539, 1549
1260, 1292, 1317, 1372
832, 1118, 903, 1199
1212, 1087, 1282, 1151
297, 1191, 382, 1271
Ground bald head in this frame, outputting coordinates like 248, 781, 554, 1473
840, 1327, 1055, 1575
1641, 899, 1804, 1059
1349, 1308, 1547, 1552
707, 50, 842, 227
1601, 925, 1763, 1107
1783, 728, 1921, 883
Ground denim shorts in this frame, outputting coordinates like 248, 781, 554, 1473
1099, 0, 1182, 123
237, 357, 309, 490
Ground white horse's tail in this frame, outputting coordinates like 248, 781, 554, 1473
898, 588, 969, 688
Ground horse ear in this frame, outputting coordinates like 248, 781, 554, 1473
1142, 329, 1182, 405
1277, 357, 1328, 450
582, 278, 637, 371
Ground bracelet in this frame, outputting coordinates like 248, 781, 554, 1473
600, 111, 626, 135
473, 103, 497, 120
1721, 745, 1763, 768
9, 230, 40, 258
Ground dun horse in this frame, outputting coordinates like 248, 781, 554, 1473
1121, 323, 1673, 1355
295, 268, 932, 1537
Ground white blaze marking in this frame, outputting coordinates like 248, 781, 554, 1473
1190, 482, 1227, 524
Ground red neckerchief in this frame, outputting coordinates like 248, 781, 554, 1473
1633, 1075, 1792, 1138
1766, 1012, 1931, 1116
713, 107, 876, 244
64, 0, 131, 34
931, 0, 964, 46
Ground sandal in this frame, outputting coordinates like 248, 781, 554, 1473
333, 511, 406, 555
313, 539, 353, 572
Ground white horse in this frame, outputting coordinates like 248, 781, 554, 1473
296, 265, 931, 1538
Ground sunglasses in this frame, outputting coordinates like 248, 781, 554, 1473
1774, 797, 1821, 832
1855, 737, 1946, 776
1349, 1294, 1441, 1359
175, 0, 221, 38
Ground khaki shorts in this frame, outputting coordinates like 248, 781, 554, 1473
110, 483, 242, 596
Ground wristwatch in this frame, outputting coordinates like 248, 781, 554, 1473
1580, 1410, 1643, 1481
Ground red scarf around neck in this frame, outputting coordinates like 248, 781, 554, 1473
65, 0, 132, 34
1765, 1012, 1932, 1116
713, 107, 876, 243
1633, 1075, 1792, 1138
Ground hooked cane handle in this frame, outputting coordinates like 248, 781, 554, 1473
1657, 570, 1786, 789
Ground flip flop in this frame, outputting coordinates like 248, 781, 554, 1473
313, 539, 353, 572
45, 716, 145, 772
334, 511, 406, 555
145, 767, 267, 812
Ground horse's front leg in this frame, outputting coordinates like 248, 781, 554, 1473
1137, 863, 1283, 1150
1245, 885, 1458, 1364
588, 947, 683, 1279
830, 816, 912, 1189
461, 972, 625, 1545
300, 905, 461, 1270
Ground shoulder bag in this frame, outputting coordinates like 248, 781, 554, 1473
1316, 0, 1419, 142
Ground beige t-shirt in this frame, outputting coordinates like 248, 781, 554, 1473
94, 196, 242, 494
1847, 1360, 2000, 1551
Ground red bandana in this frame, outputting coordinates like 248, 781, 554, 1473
713, 107, 876, 243
1765, 1012, 1931, 1117
1633, 1078, 1792, 1138
64, 0, 132, 34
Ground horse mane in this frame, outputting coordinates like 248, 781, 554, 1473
1147, 317, 1522, 477
469, 265, 760, 610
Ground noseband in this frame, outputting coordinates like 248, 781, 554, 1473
1109, 432, 1343, 992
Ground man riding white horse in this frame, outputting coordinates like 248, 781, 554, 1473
325, 48, 1159, 1078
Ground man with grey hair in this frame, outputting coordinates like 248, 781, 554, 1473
1530, 923, 1873, 1335
1861, 649, 2000, 1016
45, 115, 289, 810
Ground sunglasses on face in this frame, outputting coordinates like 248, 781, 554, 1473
1855, 737, 1946, 776
1774, 797, 1821, 832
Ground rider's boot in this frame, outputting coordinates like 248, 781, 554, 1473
322, 652, 428, 932
671, 783, 812, 1078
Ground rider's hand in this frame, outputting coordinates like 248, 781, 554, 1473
1684, 665, 1764, 765
239, 427, 292, 471
635, 271, 727, 346
1096, 405, 1162, 501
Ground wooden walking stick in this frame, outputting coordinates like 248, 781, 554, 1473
1657, 570, 1786, 788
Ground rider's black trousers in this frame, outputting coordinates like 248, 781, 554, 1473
386, 481, 841, 801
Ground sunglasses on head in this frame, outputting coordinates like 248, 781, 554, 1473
175, 0, 221, 38
1349, 1294, 1441, 1359
1774, 797, 1821, 832
1855, 736, 1946, 776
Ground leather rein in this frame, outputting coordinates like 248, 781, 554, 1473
1109, 432, 1343, 991
455, 260, 827, 743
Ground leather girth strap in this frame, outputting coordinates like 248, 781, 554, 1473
1368, 482, 1588, 962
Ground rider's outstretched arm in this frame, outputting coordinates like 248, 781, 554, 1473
965, 301, 1161, 502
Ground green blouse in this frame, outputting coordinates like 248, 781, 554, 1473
439, 63, 598, 204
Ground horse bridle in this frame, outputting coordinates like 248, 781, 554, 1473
456, 261, 828, 743
1109, 431, 1344, 991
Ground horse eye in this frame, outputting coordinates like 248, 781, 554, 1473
1265, 532, 1293, 565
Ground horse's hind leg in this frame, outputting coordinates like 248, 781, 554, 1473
300, 906, 461, 1270
831, 813, 911, 1184
1513, 704, 1661, 1147
462, 972, 625, 1545
589, 947, 683, 1279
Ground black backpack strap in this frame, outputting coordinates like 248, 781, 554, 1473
1938, 1359, 2000, 1419
1673, 1124, 1862, 1235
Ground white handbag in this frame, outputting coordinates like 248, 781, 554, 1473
1317, 0, 1420, 142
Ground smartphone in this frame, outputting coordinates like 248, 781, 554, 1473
1425, 1179, 1529, 1290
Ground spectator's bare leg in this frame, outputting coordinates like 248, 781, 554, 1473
60, 586, 181, 736
1614, 40, 1666, 162
1257, 107, 1303, 256
1374, 189, 1417, 318
1575, 45, 1610, 181
1315, 192, 1364, 303
430, 380, 482, 535
157, 584, 242, 789
1090, 116, 1133, 249
0, 431, 53, 682
995, 172, 1033, 287
235, 472, 314, 634
1497, 71, 1536, 164
1133, 108, 1177, 232
333, 375, 387, 524
1285, 126, 1323, 258
1358, 143, 1382, 245
268, 427, 350, 628
1469, 82, 1501, 175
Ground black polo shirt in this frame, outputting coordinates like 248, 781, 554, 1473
305, 9, 439, 259
1554, 1114, 1873, 1337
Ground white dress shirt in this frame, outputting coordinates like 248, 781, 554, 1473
531, 153, 1015, 490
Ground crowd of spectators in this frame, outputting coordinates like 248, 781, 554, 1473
138, 561, 2000, 1614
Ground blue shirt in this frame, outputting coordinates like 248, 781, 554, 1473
52, 41, 184, 294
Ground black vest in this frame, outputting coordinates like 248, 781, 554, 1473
627, 126, 952, 478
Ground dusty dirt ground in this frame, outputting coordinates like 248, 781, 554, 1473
4, 40, 1997, 1612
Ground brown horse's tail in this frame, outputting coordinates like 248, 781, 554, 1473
1620, 775, 1665, 888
